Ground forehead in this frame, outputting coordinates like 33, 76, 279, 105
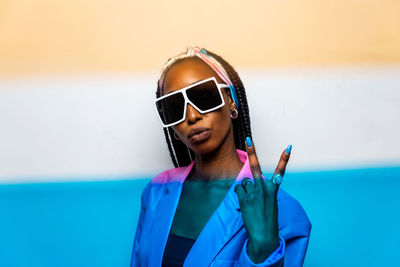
162, 58, 223, 95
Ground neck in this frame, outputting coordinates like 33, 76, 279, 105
190, 127, 244, 181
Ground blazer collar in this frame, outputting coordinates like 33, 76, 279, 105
148, 149, 254, 266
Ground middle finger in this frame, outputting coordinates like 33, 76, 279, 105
245, 136, 263, 190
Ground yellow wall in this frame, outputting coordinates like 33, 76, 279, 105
0, 0, 399, 75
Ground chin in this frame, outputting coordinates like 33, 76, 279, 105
187, 141, 215, 155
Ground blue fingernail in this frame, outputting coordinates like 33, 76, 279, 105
246, 137, 252, 147
286, 144, 292, 154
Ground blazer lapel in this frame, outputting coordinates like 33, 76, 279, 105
148, 149, 252, 266
184, 149, 253, 265
183, 189, 244, 266
147, 161, 195, 266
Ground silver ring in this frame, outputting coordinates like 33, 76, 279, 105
241, 178, 252, 187
271, 174, 283, 185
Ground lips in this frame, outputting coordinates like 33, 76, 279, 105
188, 127, 211, 138
188, 127, 211, 143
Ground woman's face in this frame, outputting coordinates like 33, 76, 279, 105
162, 58, 236, 155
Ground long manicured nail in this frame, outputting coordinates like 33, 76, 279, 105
246, 137, 252, 147
286, 144, 292, 154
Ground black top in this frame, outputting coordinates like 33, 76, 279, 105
161, 233, 196, 267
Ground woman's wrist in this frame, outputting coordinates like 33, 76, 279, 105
247, 236, 280, 264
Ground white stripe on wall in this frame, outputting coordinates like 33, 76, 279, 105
1, 66, 399, 183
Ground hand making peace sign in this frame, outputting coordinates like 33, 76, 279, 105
234, 137, 292, 263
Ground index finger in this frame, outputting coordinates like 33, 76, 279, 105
273, 144, 292, 176
245, 137, 263, 189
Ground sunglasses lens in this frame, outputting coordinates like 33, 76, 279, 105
187, 80, 222, 111
156, 92, 185, 125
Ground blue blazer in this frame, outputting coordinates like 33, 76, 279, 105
131, 149, 311, 267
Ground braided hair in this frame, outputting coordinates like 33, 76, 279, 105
156, 48, 253, 168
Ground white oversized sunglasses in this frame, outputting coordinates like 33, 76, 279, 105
155, 77, 229, 127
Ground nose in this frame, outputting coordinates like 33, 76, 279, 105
185, 103, 202, 124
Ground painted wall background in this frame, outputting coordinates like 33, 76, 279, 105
1, 0, 399, 75
0, 0, 399, 266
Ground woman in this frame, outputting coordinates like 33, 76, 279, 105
131, 47, 311, 266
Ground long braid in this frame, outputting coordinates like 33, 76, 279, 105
156, 49, 252, 167
206, 50, 253, 151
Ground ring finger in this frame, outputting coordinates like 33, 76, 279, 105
241, 178, 255, 193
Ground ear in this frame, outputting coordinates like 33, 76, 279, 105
225, 88, 236, 112
172, 129, 181, 141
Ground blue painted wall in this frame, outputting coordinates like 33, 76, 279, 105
1, 166, 399, 267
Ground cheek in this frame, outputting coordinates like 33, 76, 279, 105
172, 125, 183, 134
210, 109, 232, 133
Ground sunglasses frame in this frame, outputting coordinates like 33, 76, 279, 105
155, 77, 230, 128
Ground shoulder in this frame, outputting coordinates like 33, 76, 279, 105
277, 188, 312, 236
151, 165, 190, 184
140, 165, 191, 204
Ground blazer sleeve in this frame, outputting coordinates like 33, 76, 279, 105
238, 221, 311, 267
238, 235, 285, 267
130, 182, 151, 267
282, 221, 312, 267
